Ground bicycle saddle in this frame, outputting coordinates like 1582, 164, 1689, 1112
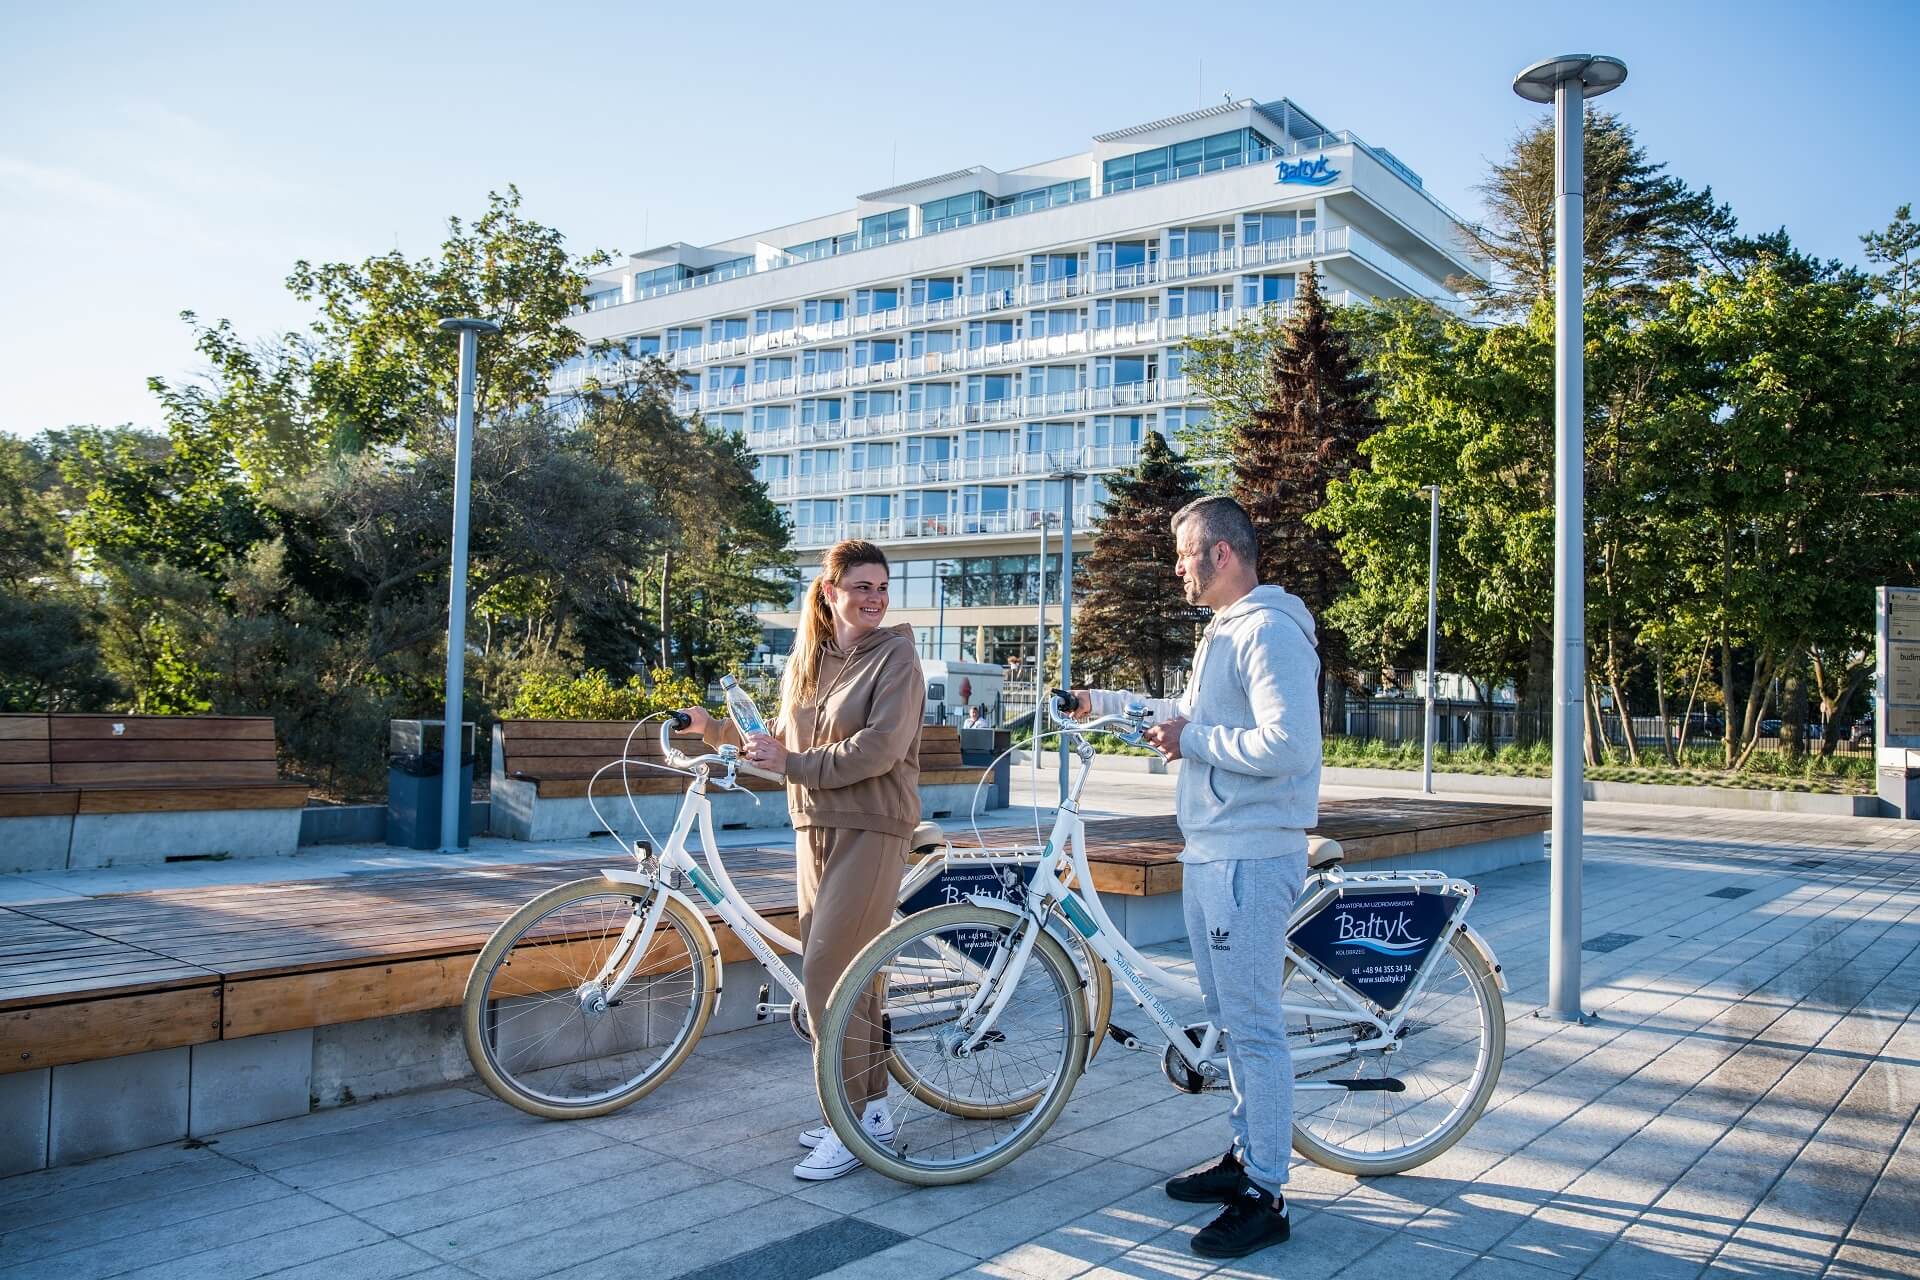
1307, 836, 1344, 869
910, 820, 947, 854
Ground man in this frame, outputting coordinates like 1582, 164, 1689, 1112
1071, 494, 1320, 1260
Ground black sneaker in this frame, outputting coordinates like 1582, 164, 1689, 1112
1165, 1149, 1246, 1203
1190, 1179, 1290, 1259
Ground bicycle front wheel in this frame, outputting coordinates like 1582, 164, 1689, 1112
463, 877, 717, 1119
818, 903, 1088, 1185
1289, 932, 1505, 1175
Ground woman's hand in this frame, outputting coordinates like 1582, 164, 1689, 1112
677, 707, 713, 736
743, 731, 788, 774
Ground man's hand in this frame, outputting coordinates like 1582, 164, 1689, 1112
677, 707, 713, 736
1066, 689, 1093, 721
1144, 716, 1188, 761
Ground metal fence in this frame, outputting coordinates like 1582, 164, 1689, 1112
1329, 696, 1873, 757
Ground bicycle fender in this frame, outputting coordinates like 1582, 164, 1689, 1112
597, 869, 728, 1002
1455, 922, 1508, 993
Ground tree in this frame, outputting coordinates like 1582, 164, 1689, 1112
1075, 432, 1204, 698
1863, 203, 1920, 341
1463, 111, 1735, 313
0, 436, 117, 711
1175, 304, 1293, 485
1233, 267, 1379, 702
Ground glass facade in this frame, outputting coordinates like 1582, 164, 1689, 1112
1102, 128, 1275, 193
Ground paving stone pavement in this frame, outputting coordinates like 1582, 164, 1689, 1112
1, 794, 1915, 1280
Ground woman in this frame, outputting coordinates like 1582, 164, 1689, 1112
680, 539, 922, 1181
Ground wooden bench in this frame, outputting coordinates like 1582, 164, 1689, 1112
489, 719, 997, 841
0, 798, 1544, 1171
0, 714, 308, 873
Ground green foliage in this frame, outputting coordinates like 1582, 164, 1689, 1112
1176, 304, 1292, 483
504, 669, 707, 721
0, 436, 117, 711
1076, 432, 1203, 697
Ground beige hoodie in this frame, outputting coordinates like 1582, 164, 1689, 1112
707, 622, 923, 838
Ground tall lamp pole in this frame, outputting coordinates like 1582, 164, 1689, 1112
1051, 456, 1087, 801
1423, 484, 1440, 795
1513, 54, 1626, 1023
436, 318, 499, 853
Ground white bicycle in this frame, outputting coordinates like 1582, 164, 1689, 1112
462, 713, 1112, 1119
813, 691, 1509, 1184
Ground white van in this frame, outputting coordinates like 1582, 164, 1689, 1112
922, 661, 1005, 726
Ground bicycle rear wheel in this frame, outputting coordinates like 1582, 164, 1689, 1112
463, 877, 717, 1119
1289, 933, 1504, 1175
817, 903, 1088, 1185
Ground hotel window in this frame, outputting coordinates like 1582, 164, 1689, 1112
966, 373, 1017, 405
1094, 297, 1152, 328
911, 277, 960, 307
628, 334, 662, 357
920, 192, 989, 233
1166, 286, 1227, 319
756, 454, 790, 482
854, 286, 900, 317
799, 498, 840, 527
1090, 415, 1145, 448
1168, 224, 1234, 259
1102, 127, 1273, 192
1240, 275, 1299, 307
847, 494, 891, 525
968, 318, 1020, 350
752, 405, 793, 433
678, 371, 701, 395
803, 297, 846, 325
1241, 212, 1298, 245
1025, 421, 1077, 457
713, 411, 745, 436
1095, 240, 1154, 274
1030, 365, 1082, 396
706, 365, 745, 391
909, 382, 956, 413
906, 435, 953, 468
855, 338, 900, 367
803, 348, 846, 376
1004, 177, 1089, 215
1030, 308, 1083, 336
664, 327, 702, 353
753, 356, 793, 384
636, 264, 690, 294
709, 316, 747, 343
968, 264, 1019, 300
1095, 354, 1154, 388
753, 307, 795, 334
1028, 253, 1081, 283
859, 208, 909, 246
963, 428, 1016, 460
800, 398, 843, 425
850, 441, 895, 471
796, 448, 841, 476
851, 389, 899, 418
909, 328, 959, 358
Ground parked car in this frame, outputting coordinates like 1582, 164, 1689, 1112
1759, 718, 1783, 737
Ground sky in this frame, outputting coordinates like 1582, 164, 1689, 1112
2, 0, 1916, 438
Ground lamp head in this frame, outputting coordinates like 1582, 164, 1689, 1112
1512, 54, 1627, 104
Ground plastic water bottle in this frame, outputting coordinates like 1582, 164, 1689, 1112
719, 675, 767, 737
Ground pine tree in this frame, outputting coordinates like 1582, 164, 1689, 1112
1231, 265, 1378, 693
1076, 431, 1204, 698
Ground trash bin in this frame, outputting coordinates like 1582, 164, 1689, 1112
387, 720, 477, 849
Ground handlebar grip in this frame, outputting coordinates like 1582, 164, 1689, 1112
1049, 688, 1079, 713
667, 711, 692, 732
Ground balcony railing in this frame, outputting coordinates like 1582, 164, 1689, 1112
790, 507, 1097, 549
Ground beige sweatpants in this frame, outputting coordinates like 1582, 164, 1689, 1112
798, 825, 905, 1107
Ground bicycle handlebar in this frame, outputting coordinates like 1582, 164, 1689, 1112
1043, 689, 1153, 747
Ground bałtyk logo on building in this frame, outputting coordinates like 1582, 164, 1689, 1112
1275, 155, 1340, 186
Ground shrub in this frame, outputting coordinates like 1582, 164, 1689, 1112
504, 668, 708, 721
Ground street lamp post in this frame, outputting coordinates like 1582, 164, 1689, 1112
1513, 54, 1627, 1023
1051, 456, 1087, 801
436, 317, 500, 854
1423, 484, 1440, 795
935, 559, 957, 666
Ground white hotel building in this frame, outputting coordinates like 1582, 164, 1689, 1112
563, 97, 1488, 674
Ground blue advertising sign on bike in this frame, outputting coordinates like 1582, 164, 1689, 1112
1291, 888, 1458, 1012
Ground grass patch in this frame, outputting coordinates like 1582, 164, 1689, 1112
1322, 736, 1875, 795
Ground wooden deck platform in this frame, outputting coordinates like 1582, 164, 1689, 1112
0, 799, 1546, 1073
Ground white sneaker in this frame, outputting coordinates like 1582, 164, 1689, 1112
793, 1131, 862, 1180
798, 1104, 896, 1150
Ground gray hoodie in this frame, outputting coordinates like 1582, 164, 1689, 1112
1087, 584, 1321, 863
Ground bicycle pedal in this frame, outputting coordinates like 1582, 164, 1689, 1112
756, 984, 771, 1021
1106, 1023, 1149, 1052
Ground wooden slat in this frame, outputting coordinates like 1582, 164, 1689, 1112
0, 764, 53, 786
0, 788, 76, 818
54, 760, 280, 785
0, 987, 222, 1073
920, 767, 992, 785
50, 715, 277, 740
0, 742, 50, 764
52, 739, 277, 764
0, 716, 49, 741
76, 783, 308, 814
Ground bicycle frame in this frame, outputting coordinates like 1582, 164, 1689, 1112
954, 705, 1488, 1094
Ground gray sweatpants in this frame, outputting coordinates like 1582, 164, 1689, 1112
1182, 854, 1305, 1192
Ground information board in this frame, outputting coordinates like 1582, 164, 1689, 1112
1878, 587, 1920, 749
